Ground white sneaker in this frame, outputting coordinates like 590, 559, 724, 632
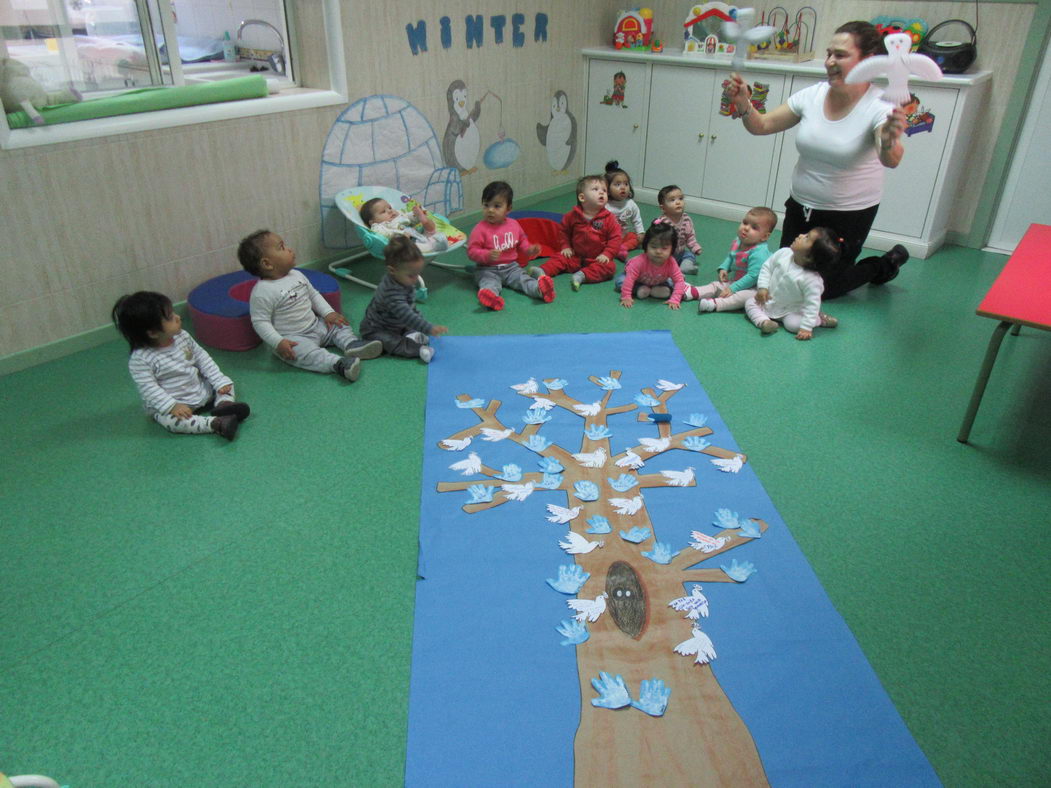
419, 346, 435, 364
344, 339, 383, 360
698, 299, 716, 313
335, 356, 361, 381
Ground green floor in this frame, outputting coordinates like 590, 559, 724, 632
2, 197, 1049, 786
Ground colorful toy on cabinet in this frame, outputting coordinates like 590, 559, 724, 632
749, 5, 817, 63
613, 8, 655, 50
872, 16, 928, 52
0, 57, 81, 125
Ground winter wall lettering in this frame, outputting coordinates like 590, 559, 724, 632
406, 13, 549, 54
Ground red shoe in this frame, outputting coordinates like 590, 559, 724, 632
537, 275, 556, 303
478, 288, 505, 311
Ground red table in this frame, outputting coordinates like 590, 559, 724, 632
958, 223, 1051, 442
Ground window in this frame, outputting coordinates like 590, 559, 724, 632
0, 0, 347, 148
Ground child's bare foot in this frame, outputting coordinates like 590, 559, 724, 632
698, 298, 716, 313
478, 288, 505, 311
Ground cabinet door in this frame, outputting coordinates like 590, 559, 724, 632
873, 85, 959, 236
584, 60, 649, 177
701, 69, 787, 207
641, 65, 714, 195
771, 75, 822, 212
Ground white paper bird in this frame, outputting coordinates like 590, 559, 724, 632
573, 447, 607, 468
546, 503, 583, 524
660, 467, 695, 487
669, 586, 710, 620
531, 397, 556, 411
845, 32, 942, 105
511, 377, 539, 394
690, 531, 731, 553
559, 531, 604, 554
609, 496, 643, 515
640, 437, 671, 453
480, 427, 513, 442
615, 449, 645, 470
655, 379, 685, 391
573, 401, 602, 417
501, 481, 535, 501
567, 592, 608, 623
674, 626, 718, 664
710, 454, 745, 473
449, 452, 482, 475
440, 437, 472, 451
724, 8, 777, 71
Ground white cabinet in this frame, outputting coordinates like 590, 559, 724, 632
582, 48, 991, 258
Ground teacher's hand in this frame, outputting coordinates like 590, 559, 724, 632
727, 72, 752, 114
879, 107, 907, 150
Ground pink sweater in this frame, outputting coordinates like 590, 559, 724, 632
467, 217, 532, 266
621, 254, 687, 305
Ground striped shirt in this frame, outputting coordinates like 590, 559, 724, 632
128, 331, 231, 415
359, 273, 433, 337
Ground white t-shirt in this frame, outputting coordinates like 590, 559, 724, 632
787, 83, 894, 211
249, 269, 334, 348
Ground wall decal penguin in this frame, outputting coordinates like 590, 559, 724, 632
443, 80, 487, 175
537, 90, 576, 172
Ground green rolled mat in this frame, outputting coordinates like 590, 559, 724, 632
6, 75, 269, 129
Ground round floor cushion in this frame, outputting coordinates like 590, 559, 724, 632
188, 269, 342, 351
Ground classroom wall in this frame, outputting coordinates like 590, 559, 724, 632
0, 1, 1036, 359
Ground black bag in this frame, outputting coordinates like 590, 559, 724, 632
918, 20, 977, 74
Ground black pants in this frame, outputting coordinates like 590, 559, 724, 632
781, 197, 897, 300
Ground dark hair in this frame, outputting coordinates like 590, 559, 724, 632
642, 220, 678, 256
803, 227, 841, 276
359, 197, 386, 227
112, 291, 174, 351
482, 180, 513, 205
384, 235, 424, 267
657, 184, 682, 205
747, 206, 778, 233
834, 21, 886, 58
576, 174, 605, 195
604, 160, 634, 200
237, 229, 271, 276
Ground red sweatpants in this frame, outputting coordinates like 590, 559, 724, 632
540, 254, 615, 283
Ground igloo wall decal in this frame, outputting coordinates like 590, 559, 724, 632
320, 94, 464, 248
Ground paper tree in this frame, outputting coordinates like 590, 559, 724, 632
435, 371, 769, 784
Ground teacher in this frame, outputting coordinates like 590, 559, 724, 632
728, 21, 910, 298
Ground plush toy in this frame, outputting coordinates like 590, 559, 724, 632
0, 57, 81, 125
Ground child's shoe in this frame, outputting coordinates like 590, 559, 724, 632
334, 357, 361, 382
478, 288, 505, 311
679, 259, 699, 275
419, 346, 435, 364
759, 320, 779, 335
570, 271, 585, 291
698, 298, 716, 313
211, 401, 251, 421
819, 312, 839, 328
212, 414, 240, 441
526, 266, 544, 279
537, 275, 556, 303
681, 285, 700, 301
344, 339, 383, 360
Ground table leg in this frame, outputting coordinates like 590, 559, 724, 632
957, 321, 1013, 443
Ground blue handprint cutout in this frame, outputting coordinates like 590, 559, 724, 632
630, 678, 671, 717
634, 392, 660, 407
682, 436, 712, 452
546, 564, 591, 594
556, 619, 589, 646
573, 480, 600, 501
525, 434, 551, 452
585, 424, 613, 440
607, 474, 638, 492
596, 376, 622, 390
457, 397, 486, 409
737, 518, 762, 539
466, 484, 494, 503
522, 409, 552, 425
620, 526, 651, 543
537, 456, 564, 473
713, 508, 743, 530
721, 558, 757, 582
684, 412, 708, 427
544, 378, 568, 391
537, 473, 564, 490
642, 542, 680, 564
497, 464, 522, 481
590, 672, 632, 709
586, 515, 612, 534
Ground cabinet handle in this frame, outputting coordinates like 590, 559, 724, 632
697, 133, 705, 140
632, 123, 639, 131
710, 135, 717, 142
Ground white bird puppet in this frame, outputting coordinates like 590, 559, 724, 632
573, 401, 602, 417
567, 592, 608, 623
440, 437, 472, 451
723, 8, 777, 71
669, 585, 710, 620
480, 427, 513, 442
711, 453, 745, 473
845, 32, 943, 105
502, 481, 535, 501
546, 503, 582, 524
559, 531, 604, 554
573, 447, 607, 468
449, 452, 482, 475
640, 437, 671, 453
609, 496, 644, 515
655, 379, 685, 391
674, 625, 718, 664
615, 449, 645, 470
660, 467, 695, 487
511, 377, 539, 394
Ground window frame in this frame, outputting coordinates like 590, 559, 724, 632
0, 0, 347, 150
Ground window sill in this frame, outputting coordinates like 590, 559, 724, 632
0, 86, 347, 150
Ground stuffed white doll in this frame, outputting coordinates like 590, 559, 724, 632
0, 57, 81, 125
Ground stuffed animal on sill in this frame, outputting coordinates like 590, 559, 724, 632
0, 57, 82, 125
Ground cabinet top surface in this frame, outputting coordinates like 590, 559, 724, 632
582, 47, 991, 87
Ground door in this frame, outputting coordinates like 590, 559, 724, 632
584, 60, 650, 177
641, 65, 714, 195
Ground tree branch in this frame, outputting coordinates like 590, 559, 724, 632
671, 519, 769, 572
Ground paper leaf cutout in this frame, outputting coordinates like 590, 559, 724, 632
642, 542, 679, 564
630, 678, 671, 716
585, 424, 613, 440
544, 378, 568, 390
537, 473, 563, 489
457, 397, 486, 409
586, 515, 612, 534
466, 484, 494, 503
573, 480, 600, 501
619, 526, 651, 543
738, 519, 762, 539
537, 456, 563, 473
634, 393, 660, 407
546, 564, 590, 594
590, 672, 632, 709
523, 409, 552, 425
712, 508, 742, 530
497, 463, 522, 481
556, 618, 589, 646
682, 436, 711, 452
525, 434, 551, 452
721, 558, 756, 582
596, 376, 622, 390
607, 474, 638, 492
684, 413, 708, 427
